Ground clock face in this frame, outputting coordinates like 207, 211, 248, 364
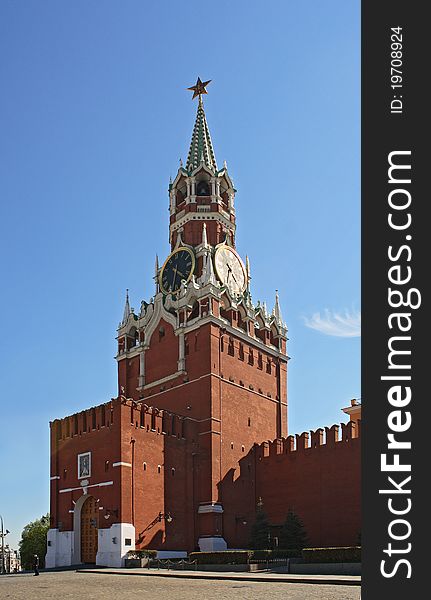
214, 245, 247, 295
159, 247, 195, 294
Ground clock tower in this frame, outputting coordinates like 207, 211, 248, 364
47, 79, 360, 569
116, 78, 288, 551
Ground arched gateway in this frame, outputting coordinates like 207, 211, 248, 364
80, 495, 98, 563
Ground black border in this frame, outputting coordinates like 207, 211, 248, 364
362, 1, 427, 596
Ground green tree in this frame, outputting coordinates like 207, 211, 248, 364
279, 509, 309, 551
19, 514, 50, 570
249, 507, 271, 550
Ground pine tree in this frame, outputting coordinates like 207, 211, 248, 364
249, 507, 271, 550
279, 509, 309, 551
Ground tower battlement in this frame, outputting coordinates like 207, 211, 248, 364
256, 419, 361, 458
50, 400, 116, 441
51, 396, 193, 444
126, 398, 191, 440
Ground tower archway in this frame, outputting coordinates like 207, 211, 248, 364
80, 495, 98, 563
73, 494, 99, 564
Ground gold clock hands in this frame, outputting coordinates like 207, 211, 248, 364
171, 266, 178, 290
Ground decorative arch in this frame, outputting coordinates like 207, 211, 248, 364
142, 295, 178, 347
189, 163, 214, 179
72, 493, 98, 564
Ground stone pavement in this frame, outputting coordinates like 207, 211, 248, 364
79, 566, 361, 586
0, 570, 361, 600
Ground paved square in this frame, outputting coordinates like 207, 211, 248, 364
0, 571, 361, 600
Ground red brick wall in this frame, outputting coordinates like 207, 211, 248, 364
49, 401, 122, 532
144, 319, 179, 386
218, 422, 361, 549
254, 422, 361, 548
120, 401, 197, 551
50, 398, 361, 552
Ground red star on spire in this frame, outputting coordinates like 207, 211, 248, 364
187, 77, 212, 100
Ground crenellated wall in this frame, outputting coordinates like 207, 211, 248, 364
218, 420, 361, 549
254, 420, 361, 548
49, 397, 198, 552
50, 397, 360, 557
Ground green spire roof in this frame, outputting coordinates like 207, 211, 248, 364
186, 96, 217, 172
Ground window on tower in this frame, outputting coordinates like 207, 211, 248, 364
196, 180, 210, 196
176, 189, 185, 207
248, 349, 254, 366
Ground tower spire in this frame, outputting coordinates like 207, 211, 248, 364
154, 254, 160, 294
186, 79, 217, 172
122, 289, 131, 324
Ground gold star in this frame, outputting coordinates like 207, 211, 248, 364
187, 77, 212, 100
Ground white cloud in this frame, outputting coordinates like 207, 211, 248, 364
303, 308, 361, 338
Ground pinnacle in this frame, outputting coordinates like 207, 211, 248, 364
122, 289, 131, 325
273, 289, 284, 325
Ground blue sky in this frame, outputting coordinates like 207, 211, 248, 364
0, 0, 359, 549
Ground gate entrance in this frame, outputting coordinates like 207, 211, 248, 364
80, 495, 98, 563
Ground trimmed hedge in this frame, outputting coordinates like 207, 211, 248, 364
249, 549, 302, 560
302, 547, 361, 563
127, 549, 157, 559
189, 549, 301, 565
190, 551, 250, 565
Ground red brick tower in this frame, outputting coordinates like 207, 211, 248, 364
46, 80, 360, 569
116, 79, 289, 550
46, 80, 290, 568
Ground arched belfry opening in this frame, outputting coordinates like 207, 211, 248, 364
196, 179, 210, 196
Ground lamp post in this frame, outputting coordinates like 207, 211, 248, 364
0, 515, 10, 575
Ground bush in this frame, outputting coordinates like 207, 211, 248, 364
250, 549, 302, 560
189, 549, 302, 565
189, 551, 251, 565
302, 547, 361, 563
126, 549, 157, 559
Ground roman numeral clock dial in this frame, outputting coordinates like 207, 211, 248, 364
159, 247, 195, 294
214, 245, 247, 295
